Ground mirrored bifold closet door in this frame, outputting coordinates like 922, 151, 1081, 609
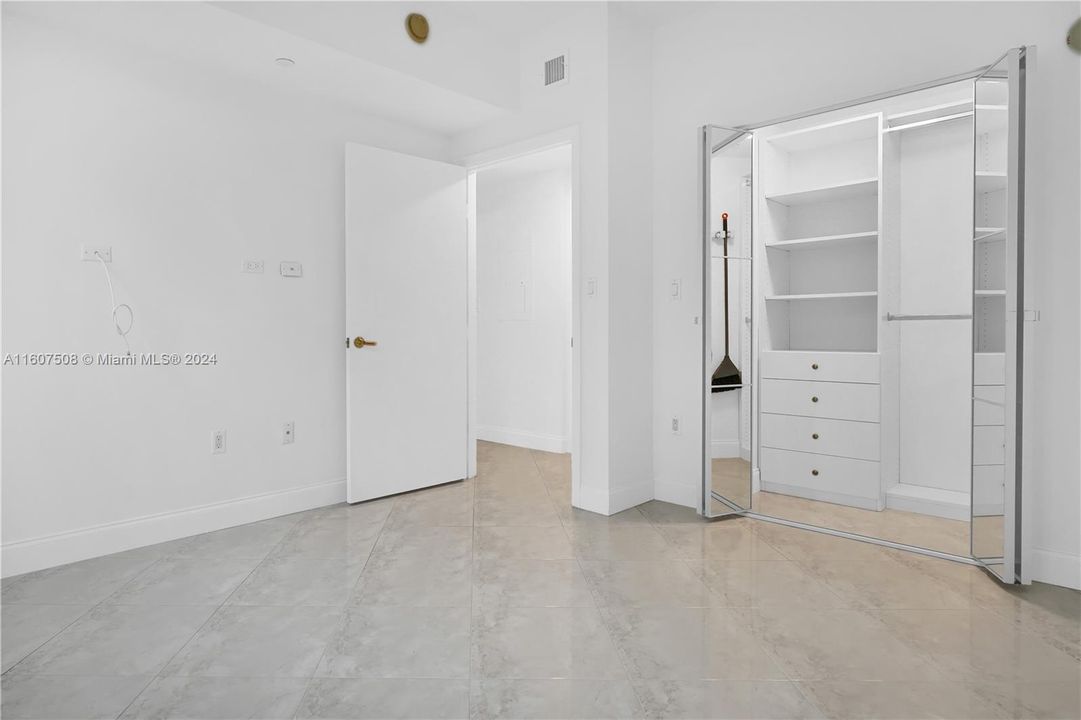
702, 48, 1027, 583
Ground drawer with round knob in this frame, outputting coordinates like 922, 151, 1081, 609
760, 379, 880, 422
759, 447, 881, 506
760, 351, 879, 384
760, 413, 879, 461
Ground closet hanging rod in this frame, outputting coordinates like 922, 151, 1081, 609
883, 110, 974, 133
886, 313, 972, 321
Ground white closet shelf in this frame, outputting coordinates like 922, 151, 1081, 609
975, 289, 1006, 297
976, 172, 1007, 194
765, 178, 878, 207
765, 113, 879, 153
765, 291, 877, 301
765, 231, 878, 251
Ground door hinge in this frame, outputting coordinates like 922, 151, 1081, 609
1023, 310, 1040, 322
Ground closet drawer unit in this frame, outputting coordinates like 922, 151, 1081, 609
759, 447, 880, 504
974, 425, 1005, 466
973, 386, 1005, 426
760, 351, 879, 384
759, 379, 880, 423
974, 353, 1006, 386
760, 413, 880, 461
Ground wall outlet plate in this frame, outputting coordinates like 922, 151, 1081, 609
211, 429, 227, 454
280, 261, 303, 278
81, 245, 112, 262
671, 416, 681, 434
282, 421, 295, 445
242, 259, 265, 274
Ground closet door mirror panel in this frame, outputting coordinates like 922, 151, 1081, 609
703, 125, 754, 517
970, 48, 1025, 583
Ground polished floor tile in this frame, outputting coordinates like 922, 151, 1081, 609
472, 605, 626, 680
162, 605, 341, 678
297, 678, 469, 719
472, 558, 594, 608
120, 676, 308, 719
227, 555, 365, 607
105, 556, 259, 606
1, 554, 157, 606
633, 679, 823, 719
1, 673, 150, 720
317, 606, 471, 679
16, 604, 215, 676
1, 440, 1076, 720
602, 606, 788, 681
1, 604, 89, 673
472, 678, 643, 719
580, 559, 719, 607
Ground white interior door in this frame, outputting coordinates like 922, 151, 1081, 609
346, 143, 468, 503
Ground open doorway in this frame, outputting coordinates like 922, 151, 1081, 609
468, 144, 574, 506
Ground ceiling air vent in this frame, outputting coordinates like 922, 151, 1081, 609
544, 54, 567, 87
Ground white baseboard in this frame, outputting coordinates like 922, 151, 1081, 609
1, 478, 346, 578
885, 484, 970, 521
761, 480, 881, 511
1030, 547, 1081, 590
711, 439, 752, 460
476, 425, 568, 454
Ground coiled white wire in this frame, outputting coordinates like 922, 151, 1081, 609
95, 251, 134, 356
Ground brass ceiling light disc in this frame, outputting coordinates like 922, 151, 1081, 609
1068, 17, 1081, 54
406, 13, 429, 44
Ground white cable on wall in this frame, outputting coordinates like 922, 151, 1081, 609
95, 251, 134, 356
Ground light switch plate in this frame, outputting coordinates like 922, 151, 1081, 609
280, 261, 303, 278
242, 259, 264, 274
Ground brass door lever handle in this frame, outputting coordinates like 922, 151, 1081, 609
353, 336, 378, 348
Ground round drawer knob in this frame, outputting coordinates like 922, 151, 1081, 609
811, 396, 819, 403
812, 433, 820, 440
811, 363, 819, 370
811, 469, 820, 476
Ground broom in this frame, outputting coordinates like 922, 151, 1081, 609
712, 212, 742, 393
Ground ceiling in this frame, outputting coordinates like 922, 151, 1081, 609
9, 2, 704, 138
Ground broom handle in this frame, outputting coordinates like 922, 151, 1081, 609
722, 213, 731, 350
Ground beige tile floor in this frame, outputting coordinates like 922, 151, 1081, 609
1, 441, 1078, 719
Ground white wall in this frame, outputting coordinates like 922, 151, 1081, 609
476, 157, 572, 452
1, 11, 450, 576
452, 3, 617, 513
650, 2, 1081, 588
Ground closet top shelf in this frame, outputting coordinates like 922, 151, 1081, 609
765, 178, 878, 207
765, 231, 877, 251
764, 113, 879, 153
765, 291, 877, 301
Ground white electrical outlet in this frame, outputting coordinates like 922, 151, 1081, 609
671, 416, 681, 434
211, 429, 227, 454
242, 259, 265, 274
282, 421, 295, 445
280, 261, 303, 278
81, 245, 112, 262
